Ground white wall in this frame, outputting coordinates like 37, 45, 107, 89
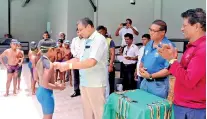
48, 0, 94, 41
162, 0, 206, 39
97, 0, 206, 47
97, 0, 154, 45
0, 0, 8, 38
0, 0, 205, 44
162, 0, 206, 56
67, 0, 94, 41
10, 0, 49, 42
48, 0, 68, 41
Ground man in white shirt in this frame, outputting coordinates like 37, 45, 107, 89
38, 31, 53, 49
70, 29, 84, 97
134, 34, 151, 88
115, 18, 139, 46
119, 33, 139, 90
54, 17, 108, 119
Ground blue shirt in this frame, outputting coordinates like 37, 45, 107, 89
141, 37, 176, 74
109, 40, 115, 48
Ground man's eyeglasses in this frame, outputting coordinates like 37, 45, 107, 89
149, 28, 161, 33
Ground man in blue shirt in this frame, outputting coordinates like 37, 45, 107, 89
139, 20, 176, 99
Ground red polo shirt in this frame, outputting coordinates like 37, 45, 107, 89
169, 35, 206, 109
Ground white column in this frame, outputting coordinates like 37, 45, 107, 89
93, 0, 98, 28
153, 0, 162, 20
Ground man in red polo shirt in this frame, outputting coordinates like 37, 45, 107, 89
158, 8, 206, 119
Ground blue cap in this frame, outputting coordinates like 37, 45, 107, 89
39, 40, 57, 49
30, 41, 37, 50
11, 39, 19, 44
64, 40, 70, 45
17, 42, 21, 45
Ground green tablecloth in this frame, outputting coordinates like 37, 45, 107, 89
103, 89, 174, 119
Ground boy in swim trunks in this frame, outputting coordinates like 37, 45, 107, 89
36, 40, 65, 119
55, 39, 65, 83
28, 41, 40, 95
63, 40, 73, 86
0, 39, 21, 96
16, 42, 24, 90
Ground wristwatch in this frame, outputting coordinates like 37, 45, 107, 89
168, 59, 177, 70
149, 74, 153, 80
169, 59, 177, 65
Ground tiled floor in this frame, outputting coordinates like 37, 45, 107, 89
0, 64, 83, 119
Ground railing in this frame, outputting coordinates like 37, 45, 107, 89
114, 39, 188, 71
0, 38, 30, 61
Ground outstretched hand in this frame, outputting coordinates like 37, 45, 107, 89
53, 62, 70, 72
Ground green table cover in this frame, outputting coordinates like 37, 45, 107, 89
103, 89, 174, 119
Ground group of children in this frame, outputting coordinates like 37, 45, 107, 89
0, 37, 73, 119
55, 39, 72, 84
0, 36, 73, 97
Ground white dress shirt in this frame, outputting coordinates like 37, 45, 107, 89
79, 31, 108, 87
70, 37, 84, 58
122, 44, 139, 64
119, 26, 138, 46
136, 46, 145, 76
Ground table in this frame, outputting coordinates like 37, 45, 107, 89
103, 89, 174, 119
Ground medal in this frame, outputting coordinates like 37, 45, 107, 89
147, 104, 154, 119
152, 102, 160, 119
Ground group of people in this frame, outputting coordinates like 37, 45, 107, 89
116, 8, 206, 119
0, 8, 205, 119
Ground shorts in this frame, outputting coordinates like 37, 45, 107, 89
56, 60, 62, 62
28, 61, 32, 69
36, 86, 54, 115
7, 64, 19, 73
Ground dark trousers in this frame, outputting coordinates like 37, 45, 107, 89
73, 69, 80, 93
109, 67, 115, 94
123, 63, 136, 90
174, 104, 206, 119
65, 70, 69, 81
120, 62, 125, 78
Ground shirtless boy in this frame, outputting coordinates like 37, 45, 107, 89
16, 42, 24, 90
36, 40, 65, 119
63, 40, 73, 86
55, 39, 65, 83
28, 41, 40, 95
0, 39, 21, 96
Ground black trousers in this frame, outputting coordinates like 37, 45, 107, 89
73, 69, 80, 92
109, 67, 115, 94
120, 62, 125, 78
123, 63, 137, 90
